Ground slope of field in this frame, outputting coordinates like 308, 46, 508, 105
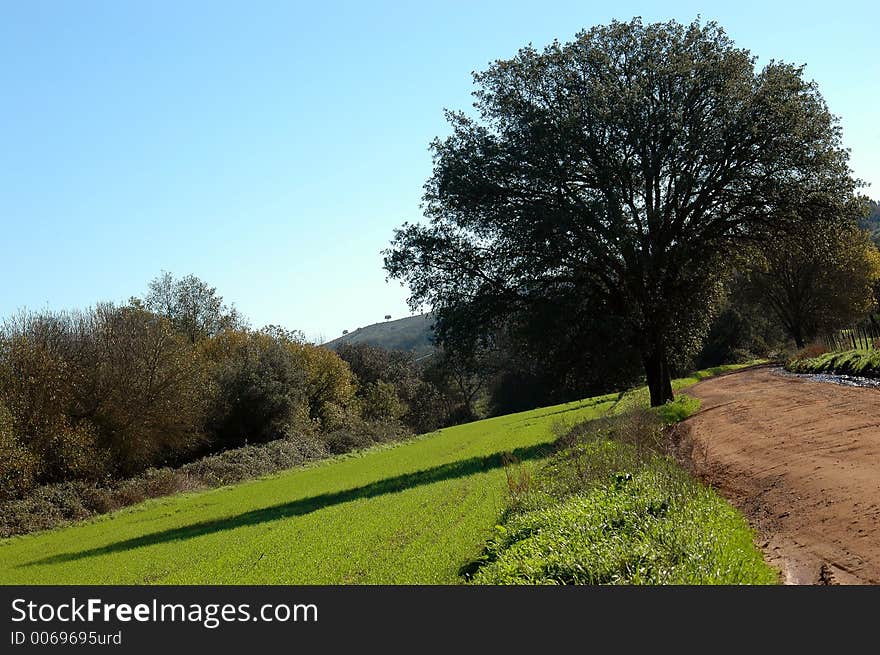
0, 364, 755, 585
0, 394, 618, 584
687, 366, 880, 584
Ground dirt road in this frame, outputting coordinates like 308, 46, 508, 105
686, 366, 880, 584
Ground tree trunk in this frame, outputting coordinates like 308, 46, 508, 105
791, 323, 806, 349
644, 344, 674, 407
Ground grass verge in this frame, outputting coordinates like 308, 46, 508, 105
786, 349, 880, 377
466, 378, 777, 585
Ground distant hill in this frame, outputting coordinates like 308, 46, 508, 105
860, 199, 880, 245
324, 313, 435, 357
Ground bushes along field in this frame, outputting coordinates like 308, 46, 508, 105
0, 275, 471, 503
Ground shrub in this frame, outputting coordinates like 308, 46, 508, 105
0, 305, 211, 481
0, 430, 329, 538
202, 330, 310, 448
323, 417, 410, 455
360, 380, 407, 422
0, 327, 107, 484
180, 428, 327, 486
402, 380, 452, 433
0, 401, 38, 500
286, 342, 358, 429
335, 342, 451, 432
335, 342, 414, 387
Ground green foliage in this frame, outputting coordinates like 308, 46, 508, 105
482, 301, 644, 416
671, 362, 766, 387
696, 272, 791, 368
786, 349, 880, 377
336, 342, 457, 433
745, 218, 880, 348
287, 341, 358, 430
655, 395, 702, 425
469, 462, 775, 584
202, 330, 310, 448
360, 380, 407, 423
385, 17, 855, 407
468, 406, 774, 585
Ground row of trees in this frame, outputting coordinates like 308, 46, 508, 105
413, 211, 880, 418
0, 274, 473, 500
384, 17, 872, 406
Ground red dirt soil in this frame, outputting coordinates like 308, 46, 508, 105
685, 366, 880, 584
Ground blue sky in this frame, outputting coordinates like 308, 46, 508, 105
2, 1, 878, 342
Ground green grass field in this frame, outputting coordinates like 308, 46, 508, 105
0, 363, 758, 585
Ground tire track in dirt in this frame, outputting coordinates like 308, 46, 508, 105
684, 366, 880, 584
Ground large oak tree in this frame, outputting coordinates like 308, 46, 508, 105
384, 18, 857, 406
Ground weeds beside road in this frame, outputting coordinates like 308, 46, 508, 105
466, 390, 775, 584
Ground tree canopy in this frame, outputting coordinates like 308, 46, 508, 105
143, 272, 245, 343
746, 214, 880, 348
384, 17, 857, 405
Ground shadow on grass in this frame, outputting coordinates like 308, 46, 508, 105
22, 442, 553, 567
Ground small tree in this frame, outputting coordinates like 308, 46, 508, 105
747, 217, 880, 348
0, 399, 38, 499
286, 342, 358, 429
144, 272, 244, 343
360, 381, 406, 422
335, 342, 453, 432
201, 330, 308, 448
426, 347, 492, 421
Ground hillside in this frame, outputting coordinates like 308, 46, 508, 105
325, 313, 435, 356
859, 199, 880, 244
0, 393, 617, 583
0, 364, 767, 584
